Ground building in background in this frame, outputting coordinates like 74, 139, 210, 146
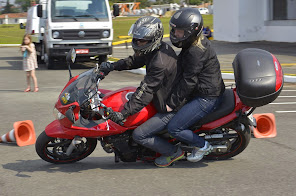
214, 0, 296, 42
0, 12, 27, 24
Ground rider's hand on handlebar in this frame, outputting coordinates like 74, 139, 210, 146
96, 71, 105, 80
107, 108, 125, 126
99, 62, 114, 76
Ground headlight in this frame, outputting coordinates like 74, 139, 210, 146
52, 31, 60, 39
102, 30, 110, 38
53, 107, 65, 120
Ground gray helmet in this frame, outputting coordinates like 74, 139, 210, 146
170, 8, 203, 48
128, 16, 164, 55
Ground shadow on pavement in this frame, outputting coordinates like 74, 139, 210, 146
1, 157, 232, 177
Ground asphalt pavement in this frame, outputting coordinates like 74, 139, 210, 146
0, 46, 296, 196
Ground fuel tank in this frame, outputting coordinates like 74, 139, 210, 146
101, 87, 157, 127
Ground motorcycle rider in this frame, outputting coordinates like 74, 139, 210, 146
153, 8, 225, 167
99, 16, 185, 164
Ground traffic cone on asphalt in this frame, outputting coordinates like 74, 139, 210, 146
0, 120, 36, 146
253, 113, 277, 138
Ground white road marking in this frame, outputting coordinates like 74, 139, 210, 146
278, 96, 296, 98
270, 102, 296, 105
276, 111, 296, 113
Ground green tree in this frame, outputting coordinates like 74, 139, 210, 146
2, 0, 18, 13
15, 0, 32, 12
189, 0, 202, 5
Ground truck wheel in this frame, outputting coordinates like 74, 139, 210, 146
98, 55, 107, 64
45, 54, 55, 69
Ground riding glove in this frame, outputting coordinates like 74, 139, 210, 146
99, 62, 114, 76
110, 111, 125, 125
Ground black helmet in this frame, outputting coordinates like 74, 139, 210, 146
128, 16, 164, 55
169, 8, 203, 48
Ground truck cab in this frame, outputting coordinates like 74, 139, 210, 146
36, 0, 114, 69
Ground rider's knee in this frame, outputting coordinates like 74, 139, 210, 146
132, 127, 143, 143
167, 124, 180, 138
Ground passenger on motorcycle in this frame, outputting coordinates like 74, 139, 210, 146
153, 8, 226, 167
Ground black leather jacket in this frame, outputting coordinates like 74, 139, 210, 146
112, 41, 177, 117
167, 38, 225, 110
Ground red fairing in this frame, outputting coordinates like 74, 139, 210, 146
271, 54, 283, 91
45, 119, 130, 138
98, 88, 112, 95
101, 87, 157, 127
45, 120, 74, 139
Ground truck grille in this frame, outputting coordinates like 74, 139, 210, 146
60, 30, 109, 40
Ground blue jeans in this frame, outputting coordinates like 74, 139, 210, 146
132, 112, 176, 156
167, 96, 222, 148
132, 95, 222, 156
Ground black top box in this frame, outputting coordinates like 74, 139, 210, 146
232, 48, 283, 107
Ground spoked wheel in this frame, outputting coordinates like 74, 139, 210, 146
35, 131, 97, 164
203, 123, 251, 160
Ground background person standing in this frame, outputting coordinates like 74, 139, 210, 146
21, 34, 38, 92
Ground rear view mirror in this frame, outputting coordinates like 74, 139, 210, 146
66, 48, 76, 64
37, 5, 43, 17
66, 48, 76, 80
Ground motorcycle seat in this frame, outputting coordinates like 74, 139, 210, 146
190, 88, 235, 129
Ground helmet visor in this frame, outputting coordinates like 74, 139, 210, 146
128, 24, 135, 36
170, 26, 185, 39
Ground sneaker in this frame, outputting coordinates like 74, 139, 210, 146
154, 147, 185, 167
187, 141, 213, 162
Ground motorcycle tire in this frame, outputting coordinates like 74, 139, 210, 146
204, 122, 251, 160
35, 131, 97, 164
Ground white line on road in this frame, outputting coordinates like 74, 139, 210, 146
278, 96, 296, 98
270, 102, 296, 104
276, 111, 296, 113
282, 90, 296, 92
113, 46, 133, 49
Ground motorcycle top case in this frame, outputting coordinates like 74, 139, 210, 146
232, 48, 283, 107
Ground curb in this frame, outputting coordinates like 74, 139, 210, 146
0, 44, 21, 47
127, 68, 296, 83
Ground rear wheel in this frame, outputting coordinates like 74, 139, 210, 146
35, 131, 97, 164
203, 122, 251, 160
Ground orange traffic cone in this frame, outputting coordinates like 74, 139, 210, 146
0, 120, 36, 146
253, 113, 277, 138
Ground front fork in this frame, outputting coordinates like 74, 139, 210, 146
65, 136, 83, 155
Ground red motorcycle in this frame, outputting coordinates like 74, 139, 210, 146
35, 48, 283, 164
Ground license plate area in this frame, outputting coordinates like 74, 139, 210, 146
76, 49, 89, 54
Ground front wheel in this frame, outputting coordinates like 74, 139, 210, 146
35, 131, 97, 164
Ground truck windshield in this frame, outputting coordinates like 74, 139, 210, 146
51, 0, 108, 21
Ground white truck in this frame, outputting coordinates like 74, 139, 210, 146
25, 5, 40, 44
28, 0, 117, 69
